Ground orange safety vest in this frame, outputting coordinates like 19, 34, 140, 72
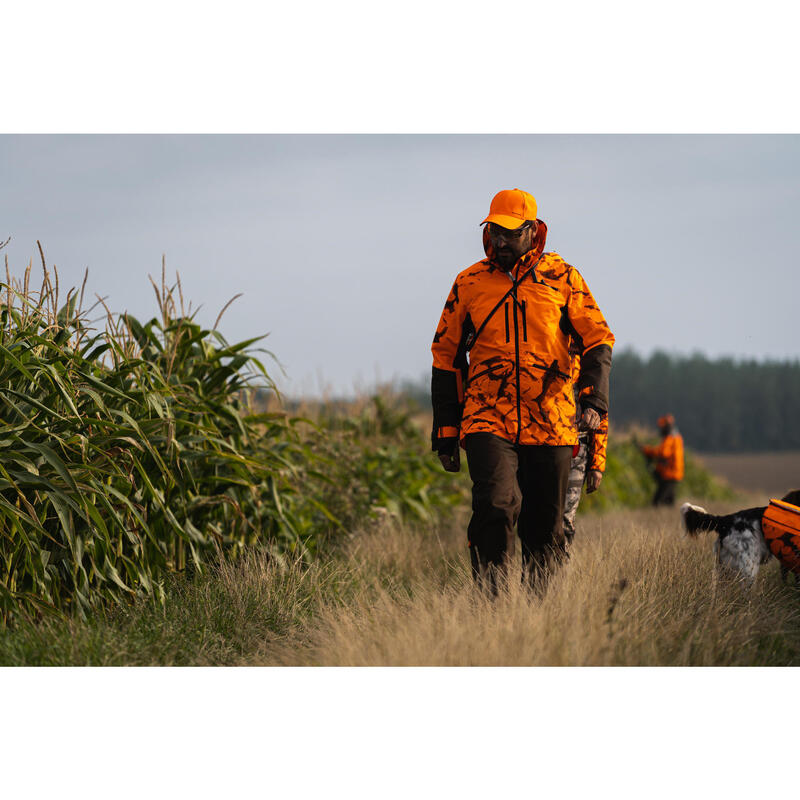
762, 499, 800, 574
642, 433, 684, 481
431, 221, 615, 448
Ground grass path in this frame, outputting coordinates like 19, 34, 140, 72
257, 503, 800, 666
3, 498, 800, 666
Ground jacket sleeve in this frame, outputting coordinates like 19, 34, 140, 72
431, 276, 470, 453
588, 415, 609, 473
641, 443, 660, 459
566, 268, 615, 415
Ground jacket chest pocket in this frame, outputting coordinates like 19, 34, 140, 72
477, 299, 516, 345
520, 283, 563, 344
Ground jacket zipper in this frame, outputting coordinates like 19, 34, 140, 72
504, 302, 510, 343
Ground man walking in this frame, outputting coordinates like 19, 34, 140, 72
431, 188, 615, 594
641, 414, 684, 506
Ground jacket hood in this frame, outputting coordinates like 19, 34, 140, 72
482, 218, 548, 271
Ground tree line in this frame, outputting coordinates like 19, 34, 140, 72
608, 349, 800, 452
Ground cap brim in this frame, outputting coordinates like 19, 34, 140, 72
481, 213, 528, 229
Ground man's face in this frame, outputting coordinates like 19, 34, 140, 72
488, 221, 536, 269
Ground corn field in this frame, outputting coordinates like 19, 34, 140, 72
0, 244, 309, 621
0, 243, 470, 624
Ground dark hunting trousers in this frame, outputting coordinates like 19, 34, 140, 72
464, 432, 572, 595
652, 478, 678, 507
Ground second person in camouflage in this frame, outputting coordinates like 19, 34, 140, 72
563, 343, 608, 546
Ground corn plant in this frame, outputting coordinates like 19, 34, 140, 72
0, 247, 314, 623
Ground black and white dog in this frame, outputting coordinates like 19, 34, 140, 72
680, 489, 800, 584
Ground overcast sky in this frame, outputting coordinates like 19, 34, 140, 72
2, 134, 798, 395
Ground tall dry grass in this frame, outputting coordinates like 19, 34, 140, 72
251, 503, 800, 667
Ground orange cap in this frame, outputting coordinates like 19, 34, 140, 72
481, 188, 538, 230
658, 414, 675, 427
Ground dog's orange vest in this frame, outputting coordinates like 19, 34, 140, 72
762, 499, 800, 574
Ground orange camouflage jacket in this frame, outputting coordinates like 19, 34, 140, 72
431, 220, 615, 451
